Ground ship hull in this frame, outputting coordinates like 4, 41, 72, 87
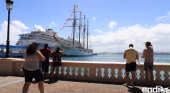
61, 47, 93, 56
0, 45, 93, 57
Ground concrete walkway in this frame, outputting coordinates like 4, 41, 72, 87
0, 76, 166, 93
0, 76, 24, 88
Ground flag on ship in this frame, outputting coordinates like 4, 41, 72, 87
75, 5, 78, 8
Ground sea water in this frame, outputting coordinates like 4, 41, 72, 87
61, 53, 170, 63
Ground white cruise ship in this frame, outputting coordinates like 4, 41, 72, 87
16, 28, 93, 56
15, 4, 93, 56
16, 28, 76, 48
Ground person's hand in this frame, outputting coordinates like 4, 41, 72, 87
136, 59, 140, 64
138, 61, 140, 64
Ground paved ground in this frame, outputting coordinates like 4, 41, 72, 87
0, 76, 168, 93
0, 76, 24, 87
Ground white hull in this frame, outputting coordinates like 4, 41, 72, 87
15, 29, 93, 57
62, 47, 93, 56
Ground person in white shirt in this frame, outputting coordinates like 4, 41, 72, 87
22, 42, 45, 93
123, 44, 139, 87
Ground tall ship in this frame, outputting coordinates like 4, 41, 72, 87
59, 4, 93, 56
0, 4, 93, 57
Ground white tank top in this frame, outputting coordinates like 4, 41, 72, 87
23, 50, 40, 71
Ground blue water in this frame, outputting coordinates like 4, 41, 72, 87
61, 53, 170, 63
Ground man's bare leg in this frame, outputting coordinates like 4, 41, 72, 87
38, 81, 44, 93
125, 72, 130, 86
149, 70, 154, 87
145, 70, 149, 86
131, 71, 135, 87
22, 82, 31, 93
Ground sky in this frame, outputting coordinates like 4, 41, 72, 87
0, 0, 170, 53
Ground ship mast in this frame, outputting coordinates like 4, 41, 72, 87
79, 12, 82, 46
83, 15, 86, 48
87, 19, 89, 49
72, 4, 76, 46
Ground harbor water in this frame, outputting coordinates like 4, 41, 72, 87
61, 53, 170, 63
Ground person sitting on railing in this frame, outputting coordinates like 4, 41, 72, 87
49, 47, 65, 81
123, 44, 139, 87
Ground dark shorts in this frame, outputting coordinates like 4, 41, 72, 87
42, 60, 49, 72
126, 62, 137, 72
144, 62, 153, 71
52, 62, 62, 67
22, 68, 43, 82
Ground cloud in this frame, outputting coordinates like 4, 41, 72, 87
108, 21, 117, 29
34, 24, 45, 31
49, 21, 56, 28
1, 20, 170, 53
155, 11, 170, 21
90, 23, 170, 53
23, 31, 28, 34
11, 20, 29, 29
92, 17, 96, 22
0, 20, 29, 45
94, 29, 102, 33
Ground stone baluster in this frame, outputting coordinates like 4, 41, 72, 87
77, 67, 82, 77
121, 68, 126, 80
107, 68, 112, 79
159, 67, 169, 86
154, 68, 159, 85
59, 66, 62, 75
137, 65, 145, 85
101, 68, 106, 78
74, 67, 79, 76
96, 68, 102, 78
60, 66, 65, 76
69, 67, 73, 76
83, 67, 89, 77
80, 67, 85, 77
164, 70, 169, 83
72, 67, 76, 76
113, 68, 119, 83
63, 66, 68, 75
139, 65, 145, 85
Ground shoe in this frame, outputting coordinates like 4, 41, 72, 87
123, 83, 129, 87
130, 82, 134, 87
49, 78, 54, 81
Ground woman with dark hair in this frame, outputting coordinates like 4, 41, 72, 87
22, 42, 45, 93
49, 47, 64, 81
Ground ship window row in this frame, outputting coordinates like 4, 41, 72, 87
41, 33, 53, 37
41, 35, 53, 38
